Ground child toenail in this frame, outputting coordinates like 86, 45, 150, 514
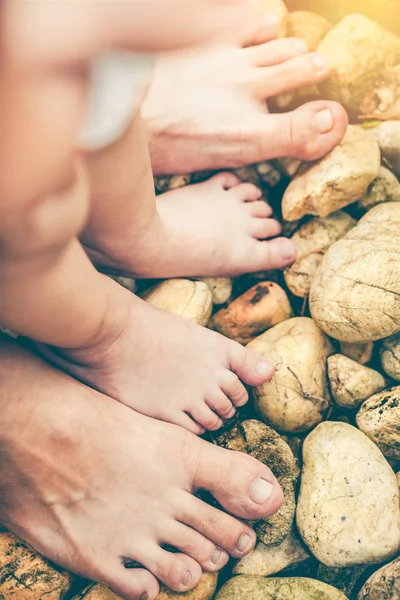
256, 360, 273, 377
237, 533, 252, 553
182, 570, 192, 586
314, 109, 334, 134
211, 548, 224, 564
249, 477, 274, 504
279, 239, 296, 261
292, 39, 308, 54
312, 53, 329, 74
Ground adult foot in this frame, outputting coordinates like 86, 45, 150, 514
43, 285, 275, 434
86, 172, 296, 278
143, 32, 348, 174
0, 337, 283, 600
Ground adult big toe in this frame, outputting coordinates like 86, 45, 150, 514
288, 101, 349, 161
194, 438, 284, 521
260, 100, 348, 162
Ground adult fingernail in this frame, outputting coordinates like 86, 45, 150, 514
211, 548, 224, 565
237, 533, 253, 553
181, 570, 192, 586
279, 238, 296, 261
292, 39, 308, 53
314, 108, 334, 134
256, 360, 273, 377
249, 478, 274, 504
312, 53, 329, 74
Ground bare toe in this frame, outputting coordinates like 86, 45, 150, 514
233, 182, 263, 202
207, 390, 235, 420
250, 217, 281, 240
289, 101, 349, 161
249, 201, 273, 218
210, 171, 241, 190
163, 522, 229, 572
175, 412, 206, 436
220, 370, 248, 408
257, 101, 348, 161
246, 37, 309, 67
107, 565, 160, 600
254, 51, 331, 98
194, 439, 284, 521
191, 403, 223, 431
253, 237, 297, 270
137, 547, 202, 593
180, 495, 257, 558
227, 340, 274, 387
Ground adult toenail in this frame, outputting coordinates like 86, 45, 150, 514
314, 109, 334, 134
237, 533, 252, 553
312, 53, 329, 74
249, 477, 274, 504
292, 39, 308, 54
256, 360, 273, 377
211, 548, 224, 564
182, 570, 192, 586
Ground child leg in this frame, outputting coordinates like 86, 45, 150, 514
0, 0, 274, 433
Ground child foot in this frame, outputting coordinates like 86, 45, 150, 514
87, 173, 296, 278
0, 338, 283, 599
43, 286, 275, 434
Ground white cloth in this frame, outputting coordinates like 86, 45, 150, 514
79, 52, 155, 151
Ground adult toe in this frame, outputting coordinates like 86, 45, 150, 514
132, 546, 203, 593
257, 101, 348, 161
178, 495, 257, 558
105, 564, 160, 600
193, 439, 284, 521
162, 521, 229, 572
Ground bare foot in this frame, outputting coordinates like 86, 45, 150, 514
42, 283, 274, 435
143, 33, 348, 173
87, 172, 296, 278
0, 337, 283, 599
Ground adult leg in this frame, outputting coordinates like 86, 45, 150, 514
0, 336, 283, 599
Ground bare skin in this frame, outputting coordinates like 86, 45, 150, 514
82, 107, 296, 281
43, 288, 275, 434
143, 32, 349, 174
1, 2, 275, 434
84, 171, 295, 278
0, 338, 283, 599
